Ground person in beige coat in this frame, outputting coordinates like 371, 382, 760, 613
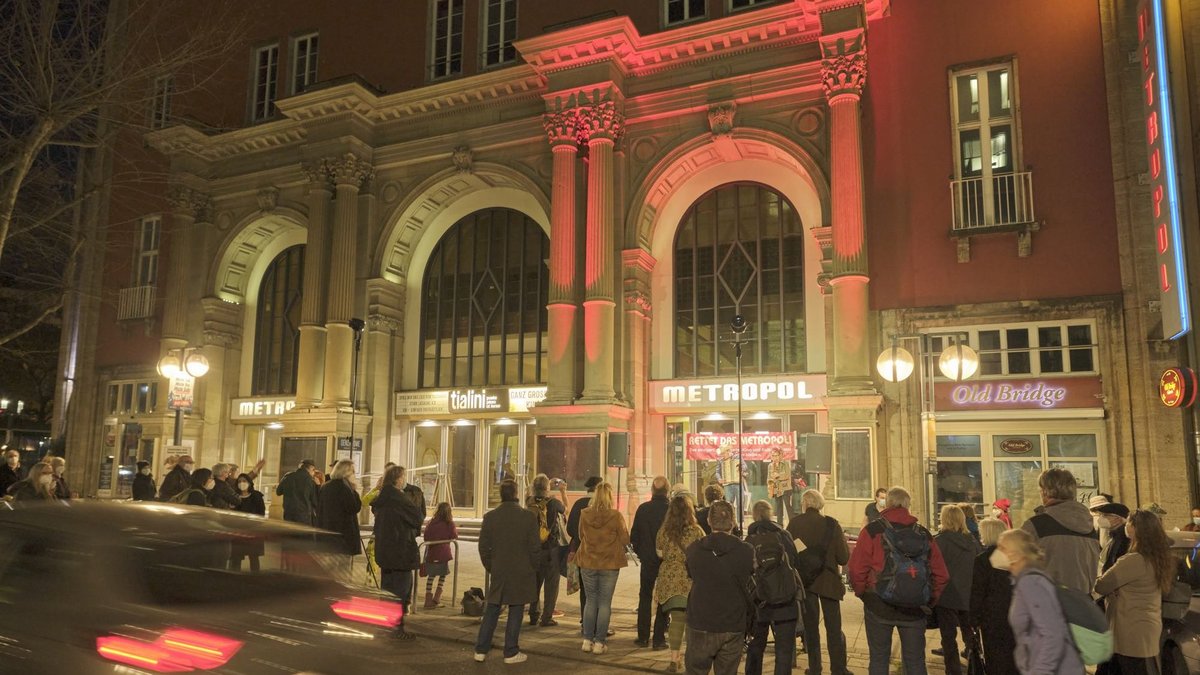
1094, 509, 1177, 675
576, 482, 630, 655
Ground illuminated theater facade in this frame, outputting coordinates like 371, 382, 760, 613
65, 0, 1189, 525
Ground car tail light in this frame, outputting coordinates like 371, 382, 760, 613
96, 628, 243, 672
330, 596, 404, 628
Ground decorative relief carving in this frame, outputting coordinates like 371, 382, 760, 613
819, 31, 867, 100
168, 185, 212, 222
367, 313, 402, 333
542, 110, 578, 147
794, 108, 823, 137
202, 329, 240, 348
624, 289, 652, 315
451, 145, 474, 174
630, 137, 658, 164
256, 186, 279, 213
380, 181, 401, 204
326, 152, 374, 189
580, 100, 624, 143
707, 102, 737, 136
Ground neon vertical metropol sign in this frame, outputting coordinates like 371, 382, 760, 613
1140, 0, 1191, 339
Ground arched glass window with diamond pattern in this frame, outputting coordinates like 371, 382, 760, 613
420, 208, 549, 388
674, 183, 805, 377
252, 245, 304, 395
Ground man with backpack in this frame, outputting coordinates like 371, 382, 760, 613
848, 486, 949, 675
788, 488, 852, 675
684, 500, 755, 675
525, 473, 566, 627
745, 500, 802, 675
630, 476, 671, 649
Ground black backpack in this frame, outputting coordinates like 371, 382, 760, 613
794, 517, 837, 586
461, 587, 485, 617
746, 529, 803, 608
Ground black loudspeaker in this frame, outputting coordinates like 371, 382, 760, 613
607, 432, 629, 468
803, 433, 833, 474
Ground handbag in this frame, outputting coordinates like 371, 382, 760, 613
965, 627, 986, 675
565, 552, 581, 595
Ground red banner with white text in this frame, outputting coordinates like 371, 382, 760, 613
685, 432, 796, 461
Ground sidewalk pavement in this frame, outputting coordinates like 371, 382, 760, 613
367, 541, 948, 674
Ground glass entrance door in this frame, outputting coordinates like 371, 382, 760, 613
487, 422, 521, 509
448, 423, 477, 513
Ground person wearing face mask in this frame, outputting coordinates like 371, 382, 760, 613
158, 454, 195, 502
47, 456, 71, 500
132, 461, 157, 501
996, 528, 1084, 675
317, 460, 364, 581
0, 449, 26, 497
169, 467, 215, 506
1183, 507, 1200, 532
209, 463, 242, 510
7, 461, 56, 502
968, 518, 1016, 675
990, 499, 1013, 529
1094, 502, 1130, 577
373, 465, 425, 639
231, 473, 267, 571
863, 487, 887, 527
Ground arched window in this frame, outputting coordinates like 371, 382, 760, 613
252, 245, 304, 395
674, 183, 805, 377
420, 208, 549, 387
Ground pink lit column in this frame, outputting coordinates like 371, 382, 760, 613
322, 153, 372, 408
295, 163, 332, 407
822, 39, 873, 390
543, 111, 580, 405
580, 102, 622, 403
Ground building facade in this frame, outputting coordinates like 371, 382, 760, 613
56, 0, 1195, 526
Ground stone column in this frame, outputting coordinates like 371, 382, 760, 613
579, 101, 623, 403
821, 32, 872, 392
161, 187, 209, 352
543, 111, 581, 405
322, 153, 373, 408
296, 163, 333, 407
623, 249, 654, 506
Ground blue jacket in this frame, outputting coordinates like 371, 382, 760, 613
1009, 568, 1084, 675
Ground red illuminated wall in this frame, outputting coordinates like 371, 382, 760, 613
865, 0, 1121, 309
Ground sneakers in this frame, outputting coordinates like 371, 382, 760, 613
473, 653, 486, 663
503, 653, 528, 664
635, 638, 650, 648
592, 643, 608, 655
581, 639, 594, 652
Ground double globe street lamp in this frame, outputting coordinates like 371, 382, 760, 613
157, 347, 209, 446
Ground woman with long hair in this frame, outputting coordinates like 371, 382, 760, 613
933, 504, 981, 675
373, 464, 424, 638
996, 529, 1083, 674
7, 461, 56, 501
1095, 509, 1177, 675
968, 517, 1017, 674
422, 501, 458, 608
317, 460, 363, 574
655, 494, 704, 672
576, 481, 629, 655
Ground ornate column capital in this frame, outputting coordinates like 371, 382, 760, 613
707, 102, 737, 136
302, 161, 334, 192
367, 313, 402, 334
543, 110, 580, 148
326, 153, 374, 190
580, 101, 624, 144
819, 30, 867, 101
168, 185, 212, 222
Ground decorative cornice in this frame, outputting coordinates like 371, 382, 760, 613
621, 247, 657, 273
819, 30, 867, 100
167, 186, 212, 222
451, 145, 474, 174
367, 313, 402, 333
202, 329, 240, 348
707, 102, 737, 136
326, 153, 374, 189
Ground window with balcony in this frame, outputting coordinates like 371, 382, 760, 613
430, 0, 464, 79
927, 321, 1097, 379
290, 33, 319, 94
482, 0, 516, 68
148, 75, 173, 130
251, 44, 279, 122
118, 216, 159, 320
665, 0, 706, 25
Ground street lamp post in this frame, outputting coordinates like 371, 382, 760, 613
348, 318, 366, 457
731, 314, 748, 533
157, 347, 209, 446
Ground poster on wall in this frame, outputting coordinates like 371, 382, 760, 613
684, 432, 796, 461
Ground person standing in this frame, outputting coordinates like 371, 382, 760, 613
655, 494, 705, 673
174, 467, 214, 506
157, 454, 194, 501
209, 463, 242, 509
745, 500, 799, 675
863, 487, 887, 527
526, 473, 566, 627
1094, 502, 1131, 575
421, 501, 457, 609
7, 461, 56, 501
958, 503, 981, 545
46, 457, 71, 500
695, 483, 725, 535
316, 460, 363, 580
684, 500, 754, 675
373, 465, 425, 639
766, 450, 790, 524
848, 486, 949, 675
1182, 506, 1200, 532
231, 473, 267, 571
474, 479, 539, 664
968, 518, 1016, 675
787, 488, 851, 675
276, 459, 318, 526
1094, 509, 1177, 675
567, 475, 602, 625
995, 528, 1084, 675
932, 504, 980, 675
132, 461, 157, 501
1020, 468, 1099, 593
991, 499, 1013, 529
576, 481, 630, 655
630, 476, 671, 649
0, 449, 25, 497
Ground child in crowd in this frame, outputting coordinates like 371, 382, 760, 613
422, 502, 458, 608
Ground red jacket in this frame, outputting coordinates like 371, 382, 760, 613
848, 507, 949, 611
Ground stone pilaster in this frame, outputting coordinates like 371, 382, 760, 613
322, 153, 373, 408
543, 110, 581, 405
162, 186, 210, 346
623, 249, 654, 504
296, 163, 333, 407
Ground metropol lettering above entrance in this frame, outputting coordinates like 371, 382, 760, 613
650, 375, 829, 413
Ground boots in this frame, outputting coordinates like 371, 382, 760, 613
432, 587, 444, 608
423, 592, 438, 609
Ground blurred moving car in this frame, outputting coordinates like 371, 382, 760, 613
0, 500, 407, 674
1162, 530, 1200, 675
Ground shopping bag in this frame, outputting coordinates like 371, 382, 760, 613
566, 553, 580, 595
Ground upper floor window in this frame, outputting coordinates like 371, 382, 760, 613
148, 75, 173, 130
419, 208, 548, 388
674, 183, 806, 377
927, 321, 1097, 379
950, 61, 1032, 229
135, 216, 160, 287
252, 246, 304, 395
665, 0, 706, 25
106, 380, 158, 415
251, 44, 279, 122
482, 0, 517, 67
430, 0, 464, 79
290, 33, 319, 94
730, 0, 776, 10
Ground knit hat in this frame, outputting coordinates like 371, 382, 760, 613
1088, 494, 1111, 511
136, 460, 150, 470
993, 498, 1011, 512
